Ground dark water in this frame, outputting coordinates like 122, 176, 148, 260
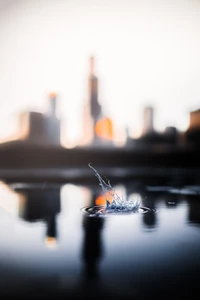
1, 179, 200, 299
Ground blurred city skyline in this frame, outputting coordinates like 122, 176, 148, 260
0, 0, 200, 146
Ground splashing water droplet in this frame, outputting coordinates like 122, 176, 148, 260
88, 163, 141, 213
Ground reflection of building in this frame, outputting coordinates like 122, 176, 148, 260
82, 216, 104, 279
19, 93, 61, 146
187, 195, 200, 225
82, 191, 104, 279
15, 185, 61, 243
126, 183, 158, 229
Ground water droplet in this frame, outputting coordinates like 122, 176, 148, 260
84, 164, 155, 216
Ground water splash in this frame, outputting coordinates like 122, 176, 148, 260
88, 163, 141, 213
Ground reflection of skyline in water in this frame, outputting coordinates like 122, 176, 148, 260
82, 214, 104, 280
1, 181, 200, 238
16, 186, 61, 246
1, 181, 200, 297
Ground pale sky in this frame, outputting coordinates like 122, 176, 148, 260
0, 0, 200, 144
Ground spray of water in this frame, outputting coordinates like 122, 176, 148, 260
88, 163, 141, 212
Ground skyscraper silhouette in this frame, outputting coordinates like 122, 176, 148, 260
81, 56, 102, 146
142, 106, 154, 135
88, 56, 101, 123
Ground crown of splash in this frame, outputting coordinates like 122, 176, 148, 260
88, 163, 141, 212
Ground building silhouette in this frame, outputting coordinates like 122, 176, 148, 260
185, 109, 200, 146
188, 109, 200, 129
15, 184, 61, 246
126, 104, 179, 148
142, 106, 154, 135
88, 56, 102, 127
19, 92, 61, 146
81, 56, 103, 146
82, 190, 104, 279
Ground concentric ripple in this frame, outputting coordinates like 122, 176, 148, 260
81, 205, 156, 217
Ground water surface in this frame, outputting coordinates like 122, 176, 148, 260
0, 180, 200, 298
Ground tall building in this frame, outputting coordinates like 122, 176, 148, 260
81, 56, 102, 146
88, 56, 101, 122
185, 109, 200, 145
19, 93, 61, 146
142, 106, 154, 135
188, 109, 200, 130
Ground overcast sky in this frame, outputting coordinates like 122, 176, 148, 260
0, 0, 200, 142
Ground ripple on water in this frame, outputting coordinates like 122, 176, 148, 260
81, 206, 157, 217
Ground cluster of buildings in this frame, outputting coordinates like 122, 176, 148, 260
18, 92, 61, 147
15, 56, 200, 149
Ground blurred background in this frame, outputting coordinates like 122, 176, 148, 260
0, 0, 200, 151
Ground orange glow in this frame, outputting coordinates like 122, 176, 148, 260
95, 191, 113, 205
95, 195, 106, 205
95, 117, 114, 140
49, 92, 56, 98
89, 55, 95, 76
45, 236, 57, 249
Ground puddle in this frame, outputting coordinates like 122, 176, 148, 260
81, 164, 156, 216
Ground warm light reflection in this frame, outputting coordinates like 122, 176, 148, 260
49, 92, 56, 98
95, 190, 120, 205
95, 195, 106, 205
45, 236, 58, 249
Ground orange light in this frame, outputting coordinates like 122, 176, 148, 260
95, 191, 113, 205
95, 195, 106, 205
45, 236, 57, 249
95, 117, 114, 140
49, 92, 56, 98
